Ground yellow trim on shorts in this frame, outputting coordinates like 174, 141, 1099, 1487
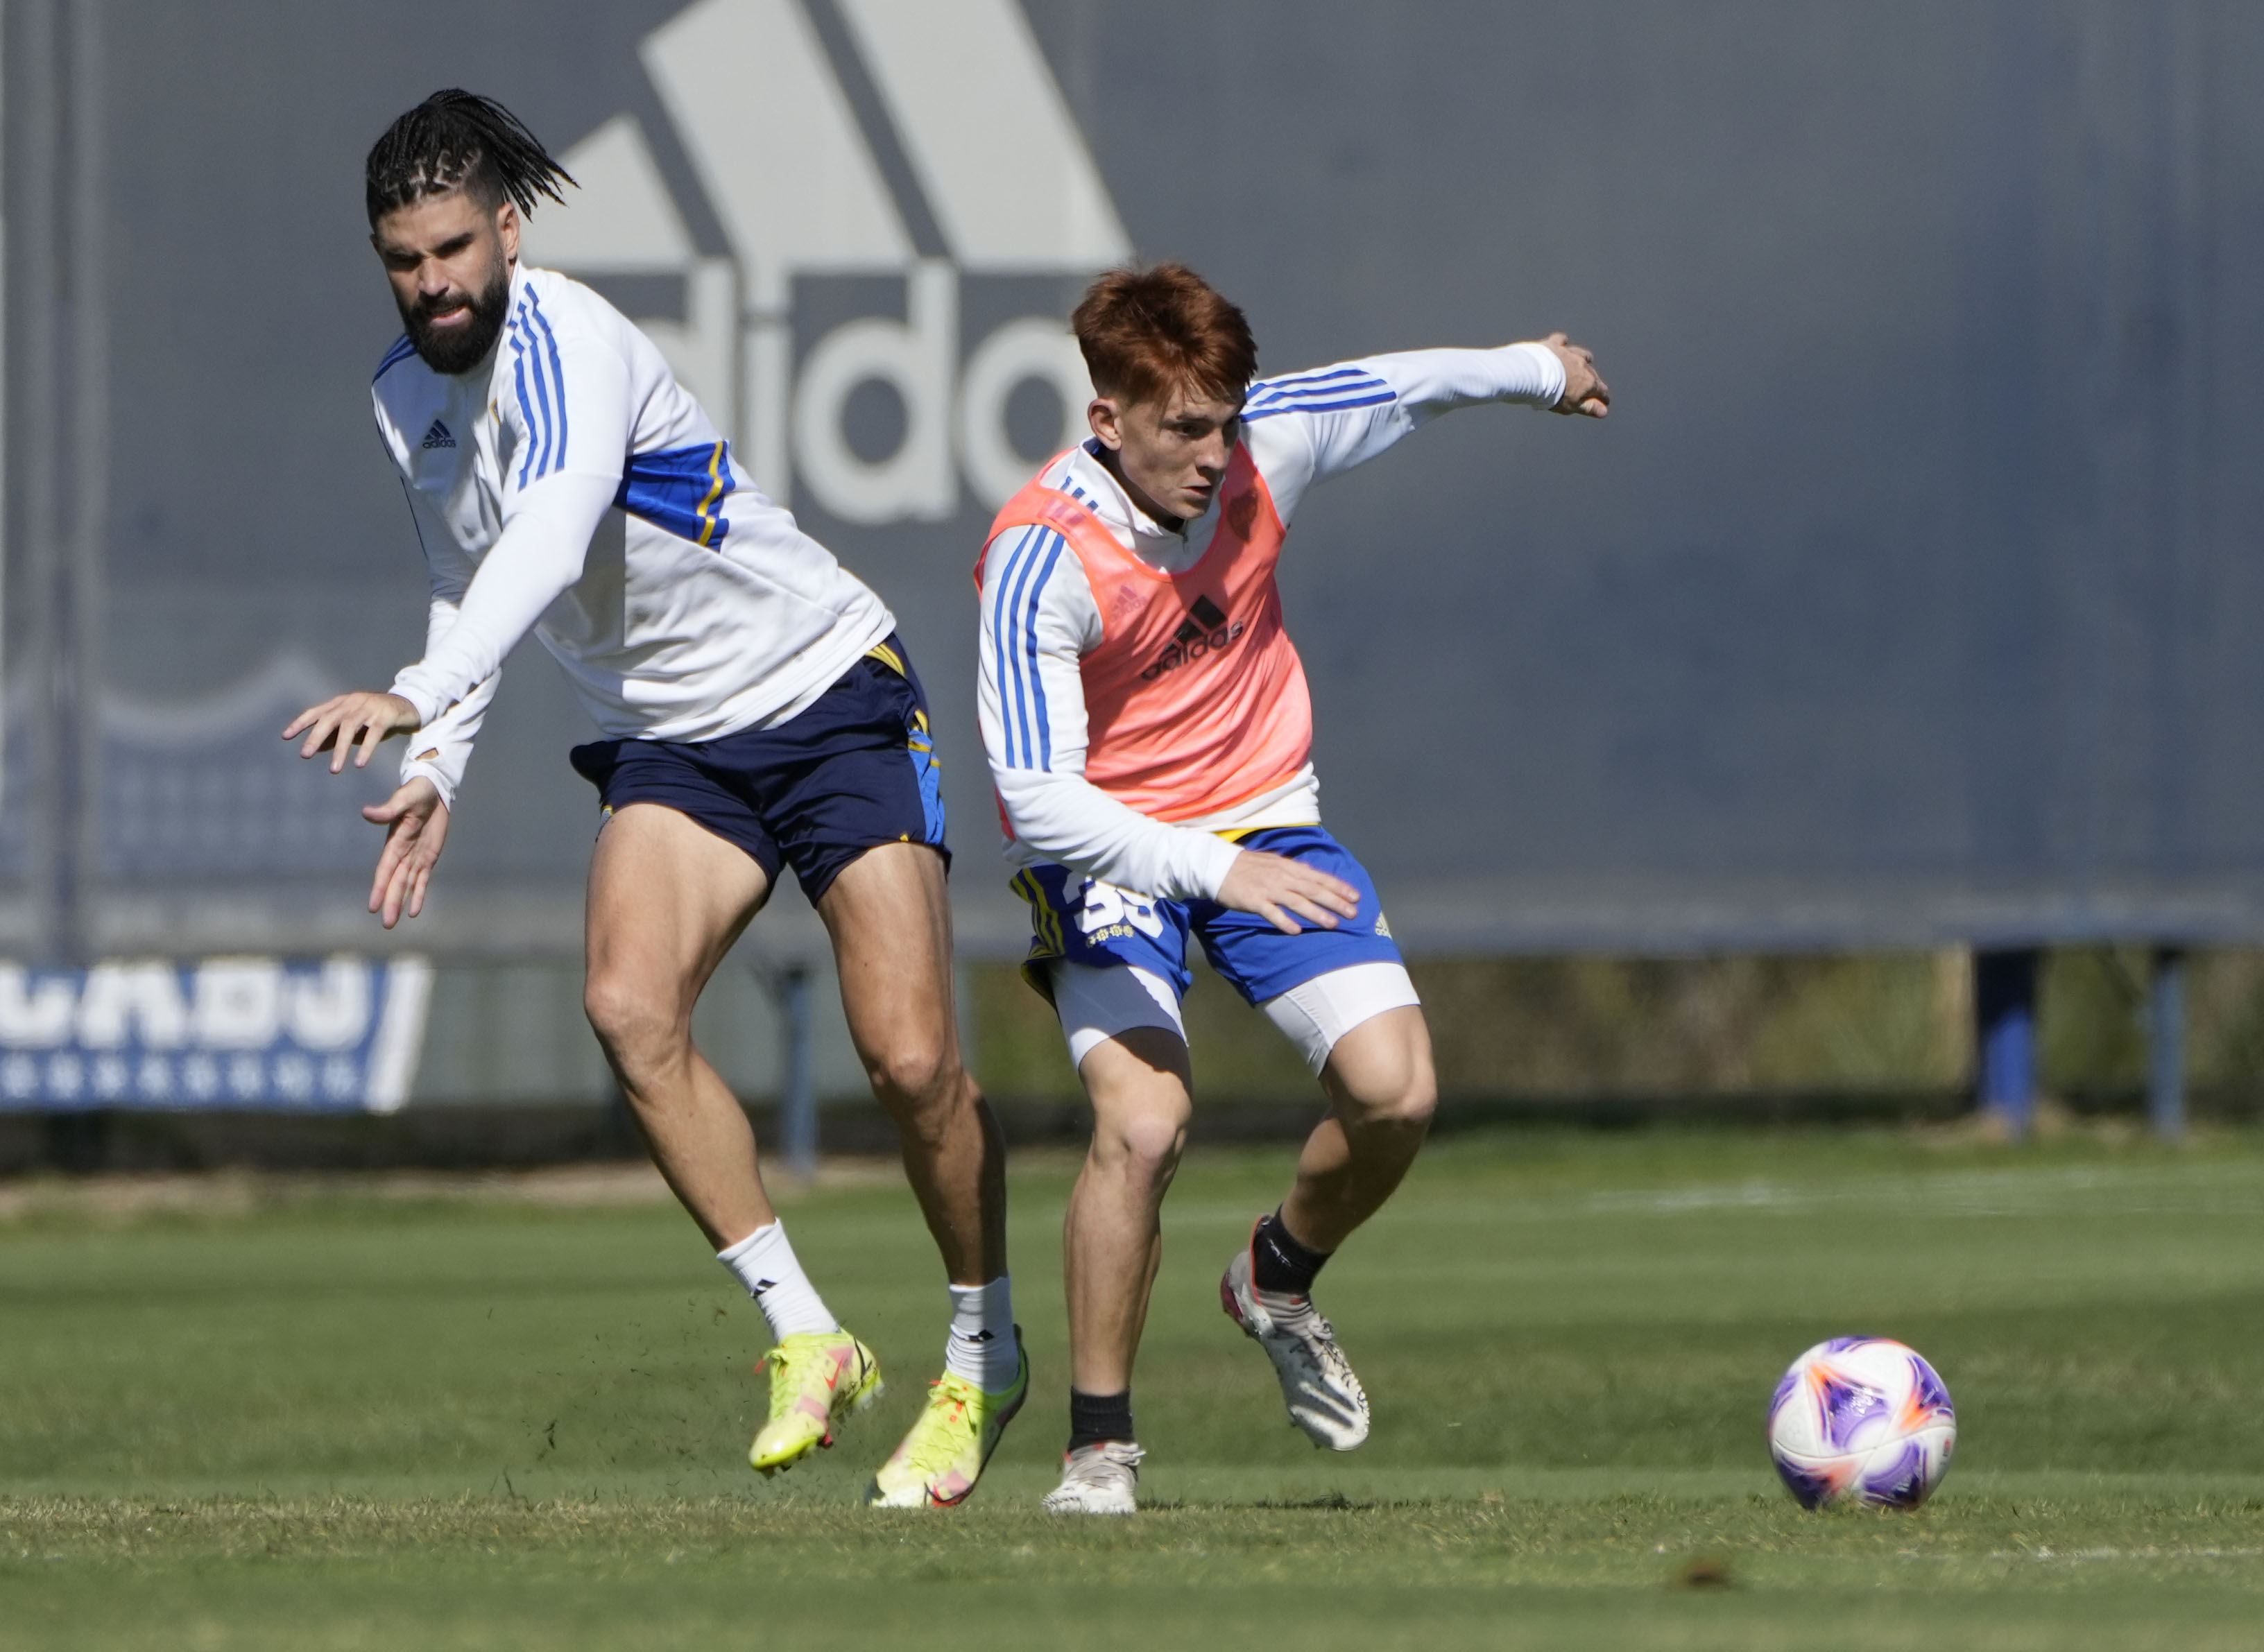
1013, 869, 1066, 958
1010, 870, 1068, 1001
1212, 820, 1322, 844
865, 640, 907, 678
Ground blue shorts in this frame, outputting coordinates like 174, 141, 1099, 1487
569, 636, 947, 903
1012, 825, 1403, 1006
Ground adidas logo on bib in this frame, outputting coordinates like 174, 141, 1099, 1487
420, 419, 456, 450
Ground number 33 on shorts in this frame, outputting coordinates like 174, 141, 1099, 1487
1077, 879, 1165, 941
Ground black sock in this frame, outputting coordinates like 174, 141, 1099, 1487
1251, 1207, 1331, 1296
1067, 1388, 1135, 1453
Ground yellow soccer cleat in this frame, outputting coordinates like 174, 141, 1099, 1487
864, 1330, 1029, 1508
749, 1330, 885, 1476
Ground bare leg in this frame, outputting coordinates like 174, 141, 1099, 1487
816, 843, 1007, 1285
1063, 1029, 1193, 1394
1278, 1006, 1437, 1253
582, 803, 775, 1249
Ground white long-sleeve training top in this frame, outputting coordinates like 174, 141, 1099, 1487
371, 264, 894, 805
976, 343, 1567, 902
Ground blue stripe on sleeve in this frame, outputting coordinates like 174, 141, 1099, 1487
615, 442, 734, 544
1019, 532, 1065, 769
510, 332, 541, 489
1243, 388, 1397, 422
995, 526, 1070, 770
528, 290, 569, 472
986, 535, 1016, 762
372, 336, 418, 382
1251, 365, 1375, 395
517, 313, 558, 481
1249, 375, 1385, 409
991, 527, 1043, 766
1248, 367, 1389, 395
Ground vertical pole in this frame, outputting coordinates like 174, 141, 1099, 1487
0, 0, 10, 817
21, 0, 102, 967
2148, 947, 2187, 1140
1973, 947, 2040, 1139
17, 0, 63, 960
778, 963, 817, 1182
62, 0, 103, 963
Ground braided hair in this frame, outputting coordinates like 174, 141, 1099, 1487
365, 89, 574, 225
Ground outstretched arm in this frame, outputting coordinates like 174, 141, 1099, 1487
978, 528, 1357, 932
1244, 334, 1609, 513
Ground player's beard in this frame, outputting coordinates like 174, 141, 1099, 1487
404, 261, 510, 377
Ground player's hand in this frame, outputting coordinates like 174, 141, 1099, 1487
363, 777, 449, 929
1539, 332, 1609, 418
283, 691, 422, 773
1216, 850, 1361, 936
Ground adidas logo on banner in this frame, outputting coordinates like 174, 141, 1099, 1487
419, 419, 456, 450
520, 0, 1131, 526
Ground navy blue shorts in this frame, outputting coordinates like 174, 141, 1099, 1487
1012, 825, 1403, 1004
569, 636, 949, 903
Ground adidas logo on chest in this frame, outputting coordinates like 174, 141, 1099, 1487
420, 419, 456, 451
1141, 594, 1246, 682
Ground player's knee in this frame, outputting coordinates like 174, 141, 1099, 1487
1339, 1058, 1437, 1133
863, 1035, 961, 1115
1095, 1102, 1190, 1182
1389, 1067, 1439, 1130
583, 970, 680, 1068
1122, 1110, 1190, 1178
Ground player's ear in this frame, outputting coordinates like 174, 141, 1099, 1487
495, 200, 521, 264
1088, 396, 1124, 451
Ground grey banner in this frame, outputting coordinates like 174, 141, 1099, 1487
6, 0, 2260, 958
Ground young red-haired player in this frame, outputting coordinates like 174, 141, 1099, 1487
975, 264, 1608, 1513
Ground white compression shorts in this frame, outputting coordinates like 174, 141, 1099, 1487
1048, 959, 1421, 1076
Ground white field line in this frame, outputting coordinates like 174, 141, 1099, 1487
1981, 1547, 2264, 1562
1174, 1162, 2264, 1229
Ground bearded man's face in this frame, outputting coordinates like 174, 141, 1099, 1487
372, 190, 517, 376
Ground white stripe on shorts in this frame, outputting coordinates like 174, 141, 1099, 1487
1047, 958, 1420, 1076
1260, 961, 1423, 1074
1051, 961, 1186, 1069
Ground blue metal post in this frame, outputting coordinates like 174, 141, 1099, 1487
2148, 947, 2186, 1141
777, 964, 818, 1181
1973, 947, 2040, 1138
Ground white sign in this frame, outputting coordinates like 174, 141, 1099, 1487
0, 956, 435, 1113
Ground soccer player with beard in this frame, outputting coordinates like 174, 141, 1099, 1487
976, 264, 1608, 1513
286, 91, 1024, 1508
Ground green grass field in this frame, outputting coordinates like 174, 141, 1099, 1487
6, 1128, 2264, 1649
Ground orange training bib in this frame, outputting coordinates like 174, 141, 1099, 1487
979, 445, 1312, 825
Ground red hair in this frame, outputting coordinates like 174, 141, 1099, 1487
1071, 263, 1257, 406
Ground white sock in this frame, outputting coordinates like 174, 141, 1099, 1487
717, 1221, 840, 1341
945, 1276, 1020, 1392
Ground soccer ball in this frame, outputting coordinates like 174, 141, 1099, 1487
1766, 1336, 1955, 1510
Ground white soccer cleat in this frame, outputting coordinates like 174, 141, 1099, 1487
1040, 1440, 1144, 1515
1219, 1241, 1371, 1451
